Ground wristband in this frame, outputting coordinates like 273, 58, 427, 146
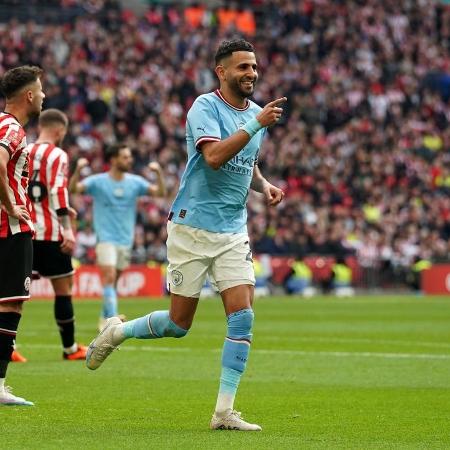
242, 118, 263, 138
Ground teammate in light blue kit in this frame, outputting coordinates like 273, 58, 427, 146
69, 144, 166, 327
86, 39, 286, 431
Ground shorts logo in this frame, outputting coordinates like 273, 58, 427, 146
24, 277, 31, 292
171, 270, 183, 286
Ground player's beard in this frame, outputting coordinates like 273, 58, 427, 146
28, 100, 43, 121
229, 76, 256, 99
117, 162, 131, 172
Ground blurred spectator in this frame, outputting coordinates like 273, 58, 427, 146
283, 255, 314, 296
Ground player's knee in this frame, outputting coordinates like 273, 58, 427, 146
227, 308, 254, 340
150, 310, 189, 338
0, 301, 23, 313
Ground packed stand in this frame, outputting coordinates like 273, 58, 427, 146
0, 0, 449, 287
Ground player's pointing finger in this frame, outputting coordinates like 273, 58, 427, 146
267, 97, 287, 107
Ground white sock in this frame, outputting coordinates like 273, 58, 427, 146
63, 343, 78, 354
215, 393, 234, 415
0, 378, 5, 392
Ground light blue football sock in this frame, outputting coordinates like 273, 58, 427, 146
217, 308, 254, 404
122, 310, 188, 340
102, 285, 118, 318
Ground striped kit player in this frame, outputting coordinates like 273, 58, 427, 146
0, 65, 44, 406
24, 108, 86, 362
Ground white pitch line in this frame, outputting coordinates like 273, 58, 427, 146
19, 330, 450, 350
17, 344, 450, 361
262, 336, 450, 349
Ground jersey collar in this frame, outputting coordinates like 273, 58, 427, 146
214, 89, 250, 111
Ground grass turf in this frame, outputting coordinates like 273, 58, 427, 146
1, 295, 450, 449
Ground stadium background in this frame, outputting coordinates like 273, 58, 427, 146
1, 2, 450, 449
1, 0, 450, 293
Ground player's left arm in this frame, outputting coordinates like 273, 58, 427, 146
146, 161, 166, 197
251, 164, 284, 206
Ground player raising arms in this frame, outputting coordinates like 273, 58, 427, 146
69, 144, 166, 327
23, 108, 86, 361
86, 39, 285, 430
0, 65, 45, 406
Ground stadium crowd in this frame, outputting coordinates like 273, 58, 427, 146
1, 0, 449, 286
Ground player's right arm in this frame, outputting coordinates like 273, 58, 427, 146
201, 97, 287, 170
69, 157, 88, 194
0, 146, 30, 221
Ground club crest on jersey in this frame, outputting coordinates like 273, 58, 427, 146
171, 270, 183, 286
24, 277, 31, 292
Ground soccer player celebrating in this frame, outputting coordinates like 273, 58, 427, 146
69, 144, 166, 327
24, 108, 86, 361
0, 65, 45, 406
86, 39, 285, 431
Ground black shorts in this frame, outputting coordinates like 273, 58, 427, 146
33, 240, 74, 279
0, 232, 33, 302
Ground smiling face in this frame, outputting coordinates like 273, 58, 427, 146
216, 51, 258, 99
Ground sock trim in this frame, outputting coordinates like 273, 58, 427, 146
147, 313, 157, 337
55, 317, 75, 324
225, 337, 251, 345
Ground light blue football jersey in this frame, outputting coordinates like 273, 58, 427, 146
170, 89, 265, 233
82, 173, 150, 246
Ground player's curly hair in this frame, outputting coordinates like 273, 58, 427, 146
215, 39, 255, 65
0, 65, 43, 99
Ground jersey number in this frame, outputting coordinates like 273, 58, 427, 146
28, 170, 48, 203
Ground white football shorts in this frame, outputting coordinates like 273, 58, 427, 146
166, 221, 255, 298
96, 242, 131, 271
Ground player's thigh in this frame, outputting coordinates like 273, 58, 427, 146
210, 236, 255, 295
0, 233, 32, 305
166, 222, 210, 298
169, 293, 199, 330
33, 240, 74, 280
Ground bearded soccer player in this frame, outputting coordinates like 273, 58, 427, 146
69, 144, 166, 328
0, 65, 45, 406
23, 108, 86, 361
86, 39, 285, 430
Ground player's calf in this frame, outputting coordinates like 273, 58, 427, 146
215, 308, 254, 417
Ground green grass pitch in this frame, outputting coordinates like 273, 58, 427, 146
2, 295, 450, 449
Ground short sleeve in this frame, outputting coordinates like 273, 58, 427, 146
187, 96, 221, 151
135, 176, 151, 196
82, 175, 99, 195
0, 123, 25, 158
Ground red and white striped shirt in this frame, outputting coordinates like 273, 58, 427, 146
0, 112, 34, 237
27, 142, 70, 241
